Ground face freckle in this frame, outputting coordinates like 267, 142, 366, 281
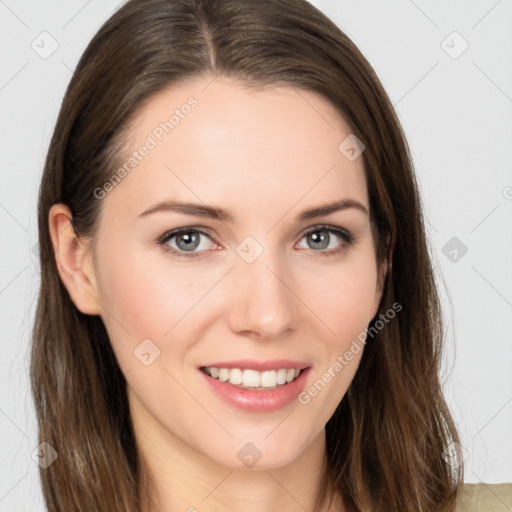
91, 74, 384, 471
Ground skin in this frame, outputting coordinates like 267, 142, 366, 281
49, 75, 386, 512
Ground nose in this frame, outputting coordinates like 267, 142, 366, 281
226, 249, 297, 340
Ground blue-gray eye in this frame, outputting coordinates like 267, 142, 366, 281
306, 230, 331, 250
175, 231, 200, 251
162, 228, 215, 253
297, 227, 353, 252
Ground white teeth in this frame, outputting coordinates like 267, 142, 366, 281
260, 370, 276, 387
228, 368, 243, 386
204, 366, 303, 388
276, 368, 287, 385
242, 369, 260, 387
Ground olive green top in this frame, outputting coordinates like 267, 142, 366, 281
456, 483, 512, 511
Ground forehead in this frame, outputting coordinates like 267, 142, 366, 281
103, 75, 369, 222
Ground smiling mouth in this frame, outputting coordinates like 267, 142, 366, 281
200, 366, 306, 390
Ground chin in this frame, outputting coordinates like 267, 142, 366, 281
201, 432, 314, 471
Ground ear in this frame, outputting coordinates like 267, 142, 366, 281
48, 203, 102, 315
370, 242, 393, 320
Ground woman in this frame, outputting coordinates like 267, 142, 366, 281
31, 0, 472, 510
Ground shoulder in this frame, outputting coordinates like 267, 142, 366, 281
455, 483, 512, 511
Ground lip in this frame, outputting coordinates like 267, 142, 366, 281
200, 359, 310, 372
199, 365, 312, 413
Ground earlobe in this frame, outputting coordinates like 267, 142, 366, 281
371, 256, 391, 320
379, 253, 392, 293
48, 204, 102, 315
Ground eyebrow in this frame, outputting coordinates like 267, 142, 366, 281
138, 198, 369, 222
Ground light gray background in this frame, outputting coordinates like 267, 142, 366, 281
1, 0, 511, 510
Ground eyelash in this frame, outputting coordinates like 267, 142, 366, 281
157, 224, 356, 260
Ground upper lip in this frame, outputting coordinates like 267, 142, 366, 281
200, 359, 311, 372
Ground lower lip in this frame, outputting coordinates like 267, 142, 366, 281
199, 368, 311, 413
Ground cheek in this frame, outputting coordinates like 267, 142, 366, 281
300, 253, 379, 340
94, 239, 228, 371
96, 243, 196, 332
293, 258, 378, 427
97, 257, 166, 337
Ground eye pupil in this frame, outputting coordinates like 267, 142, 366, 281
308, 230, 330, 250
176, 231, 200, 251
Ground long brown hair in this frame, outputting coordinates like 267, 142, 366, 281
31, 0, 463, 510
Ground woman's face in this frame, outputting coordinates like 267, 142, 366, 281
89, 75, 384, 469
